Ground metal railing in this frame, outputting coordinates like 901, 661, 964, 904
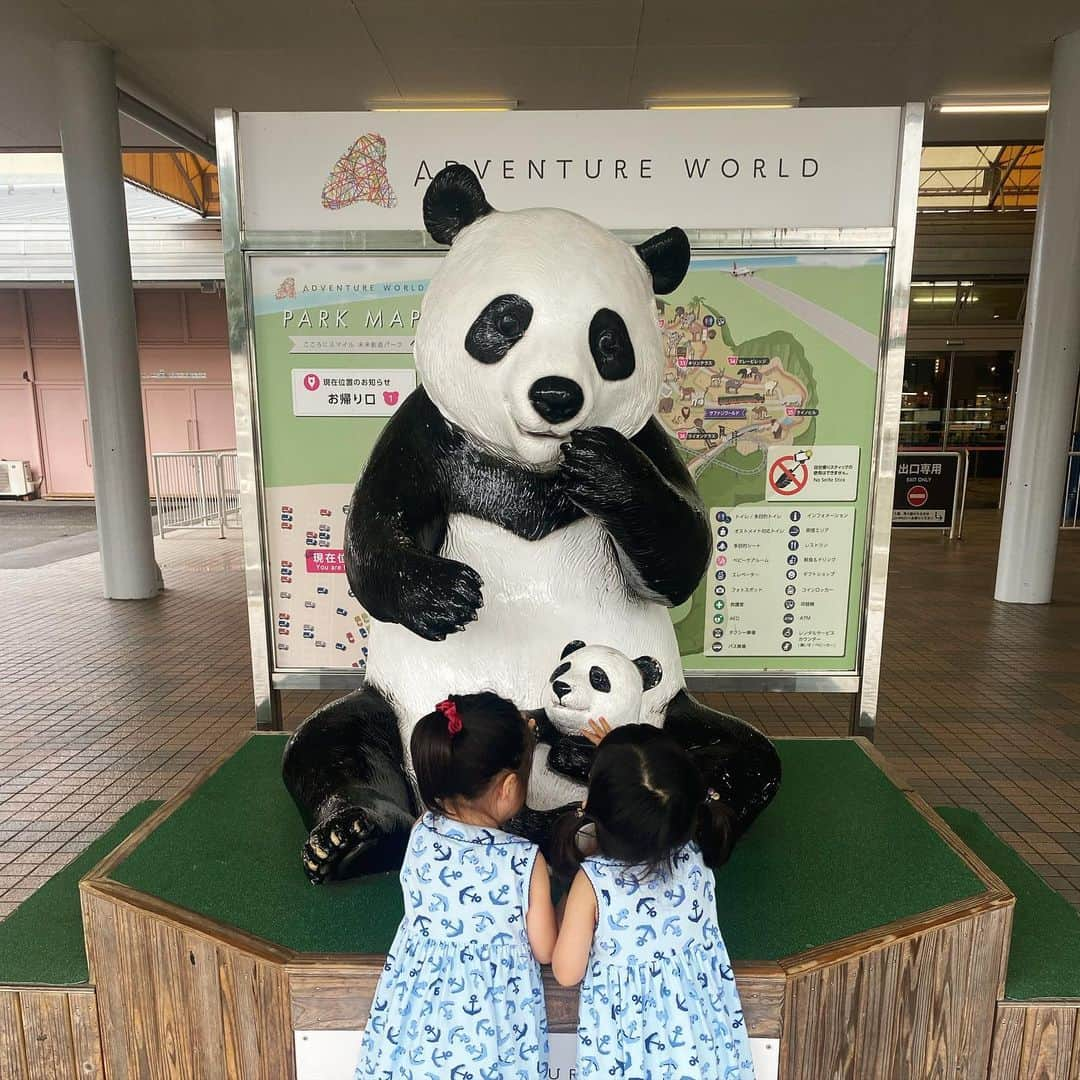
1064, 451, 1080, 529
151, 450, 240, 538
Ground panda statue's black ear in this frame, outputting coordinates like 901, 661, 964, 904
633, 655, 663, 691
561, 640, 586, 659
423, 164, 493, 246
635, 227, 691, 295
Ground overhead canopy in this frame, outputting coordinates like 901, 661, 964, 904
2, 0, 1078, 150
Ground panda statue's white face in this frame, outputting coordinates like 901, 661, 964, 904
415, 206, 666, 467
545, 641, 663, 735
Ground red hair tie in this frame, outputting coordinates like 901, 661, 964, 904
437, 698, 462, 737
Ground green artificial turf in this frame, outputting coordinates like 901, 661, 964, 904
936, 806, 1080, 1001
716, 740, 986, 959
0, 802, 161, 985
110, 736, 989, 961
111, 735, 406, 954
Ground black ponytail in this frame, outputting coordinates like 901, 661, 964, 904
696, 792, 735, 867
410, 692, 532, 812
550, 807, 590, 879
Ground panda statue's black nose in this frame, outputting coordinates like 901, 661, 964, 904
552, 680, 571, 700
529, 377, 584, 424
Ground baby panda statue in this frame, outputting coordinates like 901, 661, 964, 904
282, 163, 781, 882
528, 641, 665, 813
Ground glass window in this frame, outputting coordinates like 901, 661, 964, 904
901, 354, 949, 448
946, 353, 1013, 449
909, 281, 962, 325
956, 282, 1025, 324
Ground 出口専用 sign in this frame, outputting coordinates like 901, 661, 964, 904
892, 453, 962, 529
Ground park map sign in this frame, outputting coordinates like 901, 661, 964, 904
250, 251, 885, 676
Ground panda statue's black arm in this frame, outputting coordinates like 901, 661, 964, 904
344, 390, 484, 642
559, 419, 709, 605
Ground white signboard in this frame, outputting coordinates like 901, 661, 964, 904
239, 108, 901, 233
291, 368, 416, 417
765, 445, 861, 502
294, 1030, 780, 1079
706, 505, 856, 658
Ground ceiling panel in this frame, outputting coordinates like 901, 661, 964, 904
123, 46, 400, 126
637, 0, 925, 48
2, 0, 1077, 148
359, 0, 642, 50
378, 45, 638, 107
59, 0, 376, 49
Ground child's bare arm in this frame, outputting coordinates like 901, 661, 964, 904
526, 853, 558, 965
551, 870, 598, 987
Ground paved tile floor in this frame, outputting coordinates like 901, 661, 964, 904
0, 510, 1077, 918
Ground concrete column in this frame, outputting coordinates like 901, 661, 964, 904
56, 42, 161, 598
995, 30, 1080, 604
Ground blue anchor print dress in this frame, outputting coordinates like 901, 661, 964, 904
577, 843, 755, 1080
355, 812, 548, 1080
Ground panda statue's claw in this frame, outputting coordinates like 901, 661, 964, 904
301, 807, 378, 885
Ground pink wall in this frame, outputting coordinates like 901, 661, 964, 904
0, 287, 236, 497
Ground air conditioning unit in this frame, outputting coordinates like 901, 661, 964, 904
0, 460, 36, 498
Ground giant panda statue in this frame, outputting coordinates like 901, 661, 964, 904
283, 164, 781, 882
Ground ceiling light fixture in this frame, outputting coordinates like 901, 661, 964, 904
367, 99, 518, 112
644, 96, 799, 111
932, 95, 1049, 115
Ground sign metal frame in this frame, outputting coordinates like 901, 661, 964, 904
216, 104, 925, 736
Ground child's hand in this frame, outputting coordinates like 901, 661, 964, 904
581, 717, 612, 745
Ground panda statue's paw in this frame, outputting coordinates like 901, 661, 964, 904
559, 427, 644, 514
301, 808, 376, 884
400, 553, 484, 640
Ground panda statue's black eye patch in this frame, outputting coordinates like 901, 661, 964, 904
589, 666, 611, 693
589, 308, 635, 381
465, 294, 533, 364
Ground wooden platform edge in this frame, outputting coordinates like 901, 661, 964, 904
777, 738, 1015, 979
72, 730, 1018, 1070
0, 985, 104, 1080
286, 955, 787, 1038
989, 1000, 1080, 1080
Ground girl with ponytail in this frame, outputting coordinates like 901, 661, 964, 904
550, 723, 755, 1079
356, 693, 556, 1080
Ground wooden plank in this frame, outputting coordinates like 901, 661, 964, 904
289, 970, 380, 1030
887, 927, 939, 1077
82, 892, 132, 1080
118, 904, 162, 1079
732, 963, 785, 1039
988, 1005, 1025, 1080
782, 960, 858, 1080
955, 905, 1011, 1075
851, 936, 903, 1078
218, 951, 261, 1079
0, 990, 29, 1080
147, 919, 195, 1080
19, 990, 76, 1080
923, 916, 967, 1077
1071, 1010, 1080, 1080
1018, 1007, 1078, 1080
1072, 1009, 1080, 1080
67, 991, 105, 1080
255, 959, 296, 1080
180, 932, 227, 1080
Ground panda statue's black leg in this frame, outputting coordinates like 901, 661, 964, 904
282, 685, 416, 884
662, 690, 781, 856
